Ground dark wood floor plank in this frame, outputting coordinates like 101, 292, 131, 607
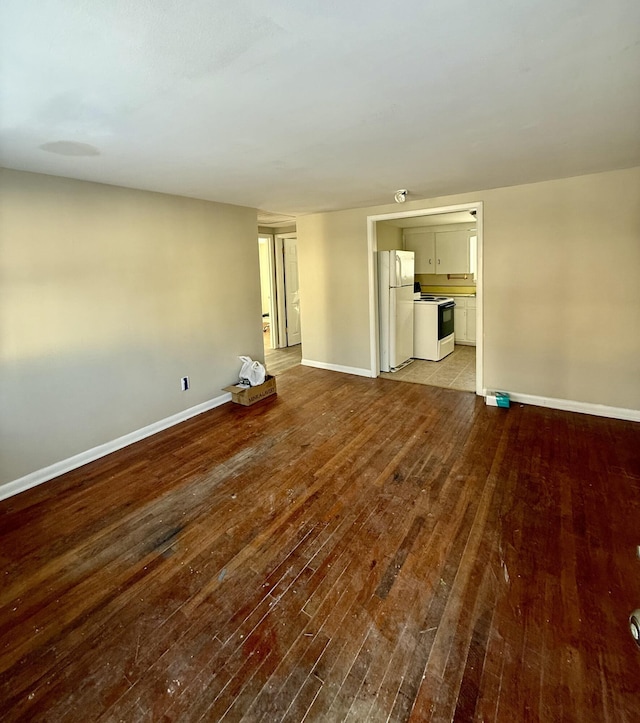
250, 505, 396, 720
1, 366, 639, 722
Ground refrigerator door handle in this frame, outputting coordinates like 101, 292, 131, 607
395, 254, 402, 287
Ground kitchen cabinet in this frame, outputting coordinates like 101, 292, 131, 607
403, 232, 435, 273
404, 228, 474, 274
466, 296, 476, 343
450, 295, 476, 345
454, 305, 466, 341
434, 230, 471, 273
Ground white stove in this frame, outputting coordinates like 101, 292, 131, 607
413, 296, 456, 361
417, 295, 454, 304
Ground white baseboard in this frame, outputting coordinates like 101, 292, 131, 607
301, 359, 375, 378
0, 392, 232, 503
6, 384, 635, 504
484, 389, 640, 422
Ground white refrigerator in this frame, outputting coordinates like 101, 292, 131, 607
378, 250, 415, 372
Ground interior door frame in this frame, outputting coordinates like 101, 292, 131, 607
274, 232, 298, 348
367, 202, 484, 395
258, 233, 278, 349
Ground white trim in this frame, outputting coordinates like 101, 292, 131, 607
367, 217, 380, 376
367, 203, 479, 222
0, 392, 233, 502
274, 234, 287, 348
258, 232, 278, 349
301, 359, 374, 378
367, 202, 484, 395
485, 389, 640, 422
473, 204, 483, 396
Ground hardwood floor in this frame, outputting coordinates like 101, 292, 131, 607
1, 366, 639, 722
264, 344, 302, 377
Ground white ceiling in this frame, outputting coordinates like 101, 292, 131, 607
1, 1, 639, 217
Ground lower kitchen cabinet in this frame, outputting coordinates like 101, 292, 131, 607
451, 296, 476, 345
466, 298, 476, 343
454, 305, 466, 341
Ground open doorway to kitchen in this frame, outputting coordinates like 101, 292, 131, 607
367, 203, 483, 395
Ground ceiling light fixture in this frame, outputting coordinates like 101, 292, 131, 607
394, 189, 408, 203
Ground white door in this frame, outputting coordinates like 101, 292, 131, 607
283, 237, 301, 346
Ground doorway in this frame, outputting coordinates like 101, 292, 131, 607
258, 234, 277, 350
367, 203, 483, 396
259, 232, 302, 376
274, 233, 302, 349
282, 236, 301, 346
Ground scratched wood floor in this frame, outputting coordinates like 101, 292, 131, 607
1, 366, 639, 722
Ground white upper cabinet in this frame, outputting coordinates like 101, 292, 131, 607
434, 230, 470, 274
404, 225, 475, 275
403, 231, 435, 273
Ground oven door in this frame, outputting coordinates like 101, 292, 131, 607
438, 301, 455, 339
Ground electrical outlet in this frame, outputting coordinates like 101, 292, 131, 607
181, 376, 189, 391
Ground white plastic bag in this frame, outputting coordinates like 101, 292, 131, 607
238, 356, 266, 387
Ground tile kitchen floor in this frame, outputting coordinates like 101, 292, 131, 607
380, 344, 476, 392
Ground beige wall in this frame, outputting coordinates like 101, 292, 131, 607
0, 169, 262, 486
375, 222, 403, 251
298, 209, 376, 371
258, 225, 297, 235
297, 166, 640, 410
275, 225, 297, 235
417, 275, 476, 289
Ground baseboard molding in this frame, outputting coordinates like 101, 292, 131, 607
6, 384, 635, 503
0, 392, 233, 503
301, 359, 375, 378
484, 389, 640, 422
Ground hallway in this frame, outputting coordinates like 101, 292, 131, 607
263, 326, 302, 376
